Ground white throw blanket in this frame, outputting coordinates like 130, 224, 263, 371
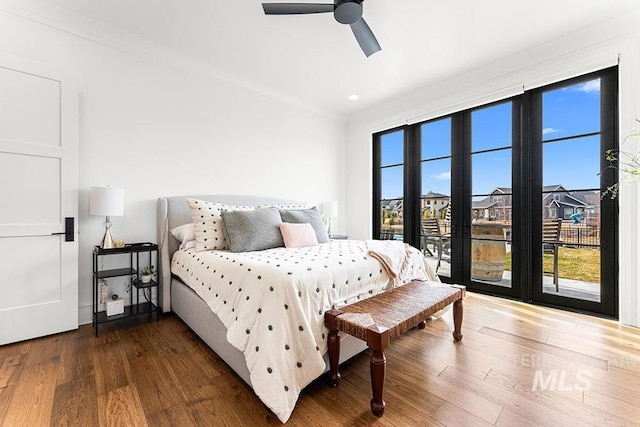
367, 239, 440, 284
366, 239, 412, 286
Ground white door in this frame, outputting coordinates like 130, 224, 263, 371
0, 54, 78, 345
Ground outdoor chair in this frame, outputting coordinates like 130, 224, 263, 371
421, 218, 451, 272
543, 219, 563, 291
380, 230, 395, 240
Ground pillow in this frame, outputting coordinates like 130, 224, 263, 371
262, 202, 310, 210
221, 207, 284, 252
186, 198, 254, 251
280, 222, 319, 248
170, 223, 196, 250
181, 240, 196, 250
279, 207, 330, 243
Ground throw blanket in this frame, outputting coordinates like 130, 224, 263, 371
171, 240, 430, 423
367, 239, 440, 284
366, 239, 412, 286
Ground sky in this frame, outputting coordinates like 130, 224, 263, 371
380, 79, 602, 200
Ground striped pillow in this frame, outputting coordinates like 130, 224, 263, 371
186, 198, 254, 251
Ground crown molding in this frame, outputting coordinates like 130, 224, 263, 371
0, 0, 339, 120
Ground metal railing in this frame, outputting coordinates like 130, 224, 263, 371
387, 220, 601, 248
559, 226, 600, 248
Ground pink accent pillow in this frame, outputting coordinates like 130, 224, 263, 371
280, 222, 319, 248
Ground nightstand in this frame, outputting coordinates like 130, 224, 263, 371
92, 242, 160, 336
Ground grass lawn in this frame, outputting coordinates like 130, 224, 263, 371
504, 247, 600, 283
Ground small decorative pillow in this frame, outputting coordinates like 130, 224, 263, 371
186, 198, 254, 251
221, 207, 284, 252
279, 207, 330, 243
280, 222, 319, 248
170, 223, 196, 250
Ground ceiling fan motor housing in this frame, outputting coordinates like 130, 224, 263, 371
334, 0, 363, 24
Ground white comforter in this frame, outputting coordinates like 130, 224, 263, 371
171, 240, 432, 422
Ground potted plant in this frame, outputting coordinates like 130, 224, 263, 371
601, 120, 640, 199
140, 265, 156, 284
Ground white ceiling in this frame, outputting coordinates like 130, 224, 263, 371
33, 0, 640, 116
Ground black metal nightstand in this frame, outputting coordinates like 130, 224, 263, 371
92, 242, 160, 336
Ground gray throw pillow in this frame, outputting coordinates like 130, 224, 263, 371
279, 207, 330, 243
221, 207, 284, 252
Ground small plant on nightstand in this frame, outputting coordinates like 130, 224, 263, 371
140, 265, 156, 284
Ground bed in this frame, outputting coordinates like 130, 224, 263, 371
157, 195, 440, 423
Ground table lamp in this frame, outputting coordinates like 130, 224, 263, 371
323, 201, 338, 237
89, 186, 124, 249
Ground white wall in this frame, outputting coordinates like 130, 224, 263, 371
0, 9, 347, 325
345, 11, 640, 326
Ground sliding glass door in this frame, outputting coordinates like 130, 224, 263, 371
420, 118, 453, 278
464, 100, 520, 298
530, 70, 618, 316
373, 67, 618, 318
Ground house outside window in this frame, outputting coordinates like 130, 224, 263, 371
549, 208, 557, 218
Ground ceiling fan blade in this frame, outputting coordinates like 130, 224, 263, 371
262, 3, 334, 15
350, 17, 381, 57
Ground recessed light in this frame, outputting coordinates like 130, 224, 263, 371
348, 94, 359, 101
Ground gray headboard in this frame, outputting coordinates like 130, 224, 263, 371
157, 195, 300, 312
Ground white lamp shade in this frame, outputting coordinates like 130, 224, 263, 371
89, 186, 124, 217
324, 201, 338, 218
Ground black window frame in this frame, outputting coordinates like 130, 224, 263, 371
372, 66, 619, 318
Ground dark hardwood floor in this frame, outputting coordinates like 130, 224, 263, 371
1, 292, 640, 426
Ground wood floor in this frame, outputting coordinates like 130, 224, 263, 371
1, 292, 640, 426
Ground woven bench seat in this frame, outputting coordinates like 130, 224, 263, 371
324, 280, 465, 416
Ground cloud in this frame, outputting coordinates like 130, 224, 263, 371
543, 127, 560, 135
433, 171, 451, 180
575, 80, 600, 94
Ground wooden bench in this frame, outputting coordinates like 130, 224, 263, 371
324, 281, 465, 416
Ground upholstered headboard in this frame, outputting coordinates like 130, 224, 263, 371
157, 195, 300, 312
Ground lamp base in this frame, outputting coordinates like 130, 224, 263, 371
101, 228, 115, 249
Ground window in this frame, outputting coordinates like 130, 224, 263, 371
373, 67, 618, 317
564, 208, 573, 219
374, 128, 405, 240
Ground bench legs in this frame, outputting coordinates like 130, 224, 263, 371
453, 298, 463, 342
325, 310, 342, 387
324, 295, 464, 417
367, 325, 389, 416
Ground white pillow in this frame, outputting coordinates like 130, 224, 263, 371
170, 223, 196, 250
182, 240, 196, 250
186, 198, 254, 251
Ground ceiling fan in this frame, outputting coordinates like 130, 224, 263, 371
262, 1, 381, 57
